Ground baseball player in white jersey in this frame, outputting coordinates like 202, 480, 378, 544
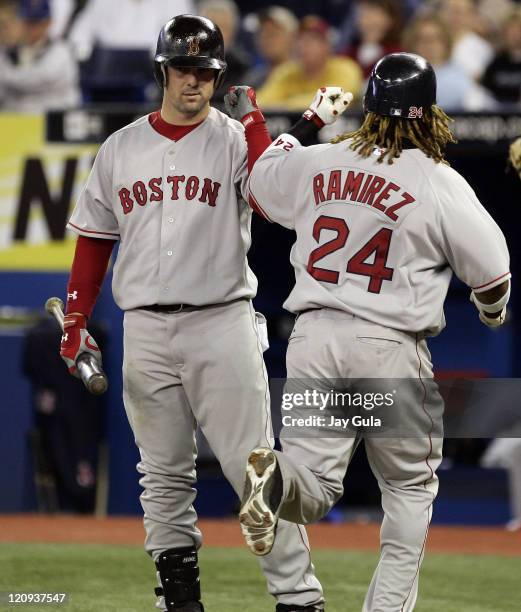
60, 15, 324, 612
227, 54, 511, 611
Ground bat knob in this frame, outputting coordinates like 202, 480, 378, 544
88, 374, 109, 396
45, 297, 65, 314
77, 352, 108, 396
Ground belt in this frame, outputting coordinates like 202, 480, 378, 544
141, 303, 190, 313
140, 297, 247, 314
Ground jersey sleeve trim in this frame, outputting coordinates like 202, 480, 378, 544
68, 221, 120, 239
247, 190, 273, 222
472, 271, 511, 292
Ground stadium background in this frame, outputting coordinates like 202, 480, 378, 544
0, 0, 520, 610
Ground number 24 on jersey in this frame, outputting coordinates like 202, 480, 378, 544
307, 215, 394, 294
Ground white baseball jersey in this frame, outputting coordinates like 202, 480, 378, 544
68, 107, 257, 310
248, 134, 510, 335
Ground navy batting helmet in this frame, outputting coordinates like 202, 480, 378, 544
154, 14, 227, 88
364, 53, 436, 120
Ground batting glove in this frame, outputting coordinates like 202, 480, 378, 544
303, 87, 354, 128
60, 313, 101, 377
224, 85, 265, 128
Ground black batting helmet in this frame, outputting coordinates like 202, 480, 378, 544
154, 14, 227, 88
364, 53, 436, 120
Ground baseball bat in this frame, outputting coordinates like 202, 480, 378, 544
45, 297, 108, 396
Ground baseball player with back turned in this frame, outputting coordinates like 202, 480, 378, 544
60, 14, 325, 612
226, 53, 511, 610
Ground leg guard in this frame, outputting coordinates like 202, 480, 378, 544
155, 547, 202, 610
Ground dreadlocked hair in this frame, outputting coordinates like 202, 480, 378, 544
331, 105, 456, 165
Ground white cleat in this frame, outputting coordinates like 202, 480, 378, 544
239, 447, 282, 556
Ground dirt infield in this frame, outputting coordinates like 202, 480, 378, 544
0, 515, 519, 556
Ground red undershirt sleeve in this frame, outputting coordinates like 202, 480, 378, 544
244, 118, 272, 174
66, 235, 116, 318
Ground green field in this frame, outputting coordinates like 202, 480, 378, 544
0, 543, 519, 611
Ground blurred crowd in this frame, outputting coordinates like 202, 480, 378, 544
1, 0, 521, 113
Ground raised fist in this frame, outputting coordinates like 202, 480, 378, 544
224, 85, 265, 127
60, 313, 101, 377
303, 87, 353, 128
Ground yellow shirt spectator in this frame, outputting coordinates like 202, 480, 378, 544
257, 55, 363, 110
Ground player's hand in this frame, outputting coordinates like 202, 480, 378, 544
303, 87, 353, 128
469, 292, 506, 328
224, 85, 265, 127
60, 313, 102, 377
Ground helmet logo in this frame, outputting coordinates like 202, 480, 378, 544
187, 36, 200, 56
408, 106, 423, 119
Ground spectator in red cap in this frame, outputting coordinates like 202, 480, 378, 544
257, 14, 363, 110
0, 0, 80, 110
343, 0, 403, 78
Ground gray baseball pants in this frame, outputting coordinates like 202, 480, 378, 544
275, 308, 443, 612
122, 299, 323, 607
